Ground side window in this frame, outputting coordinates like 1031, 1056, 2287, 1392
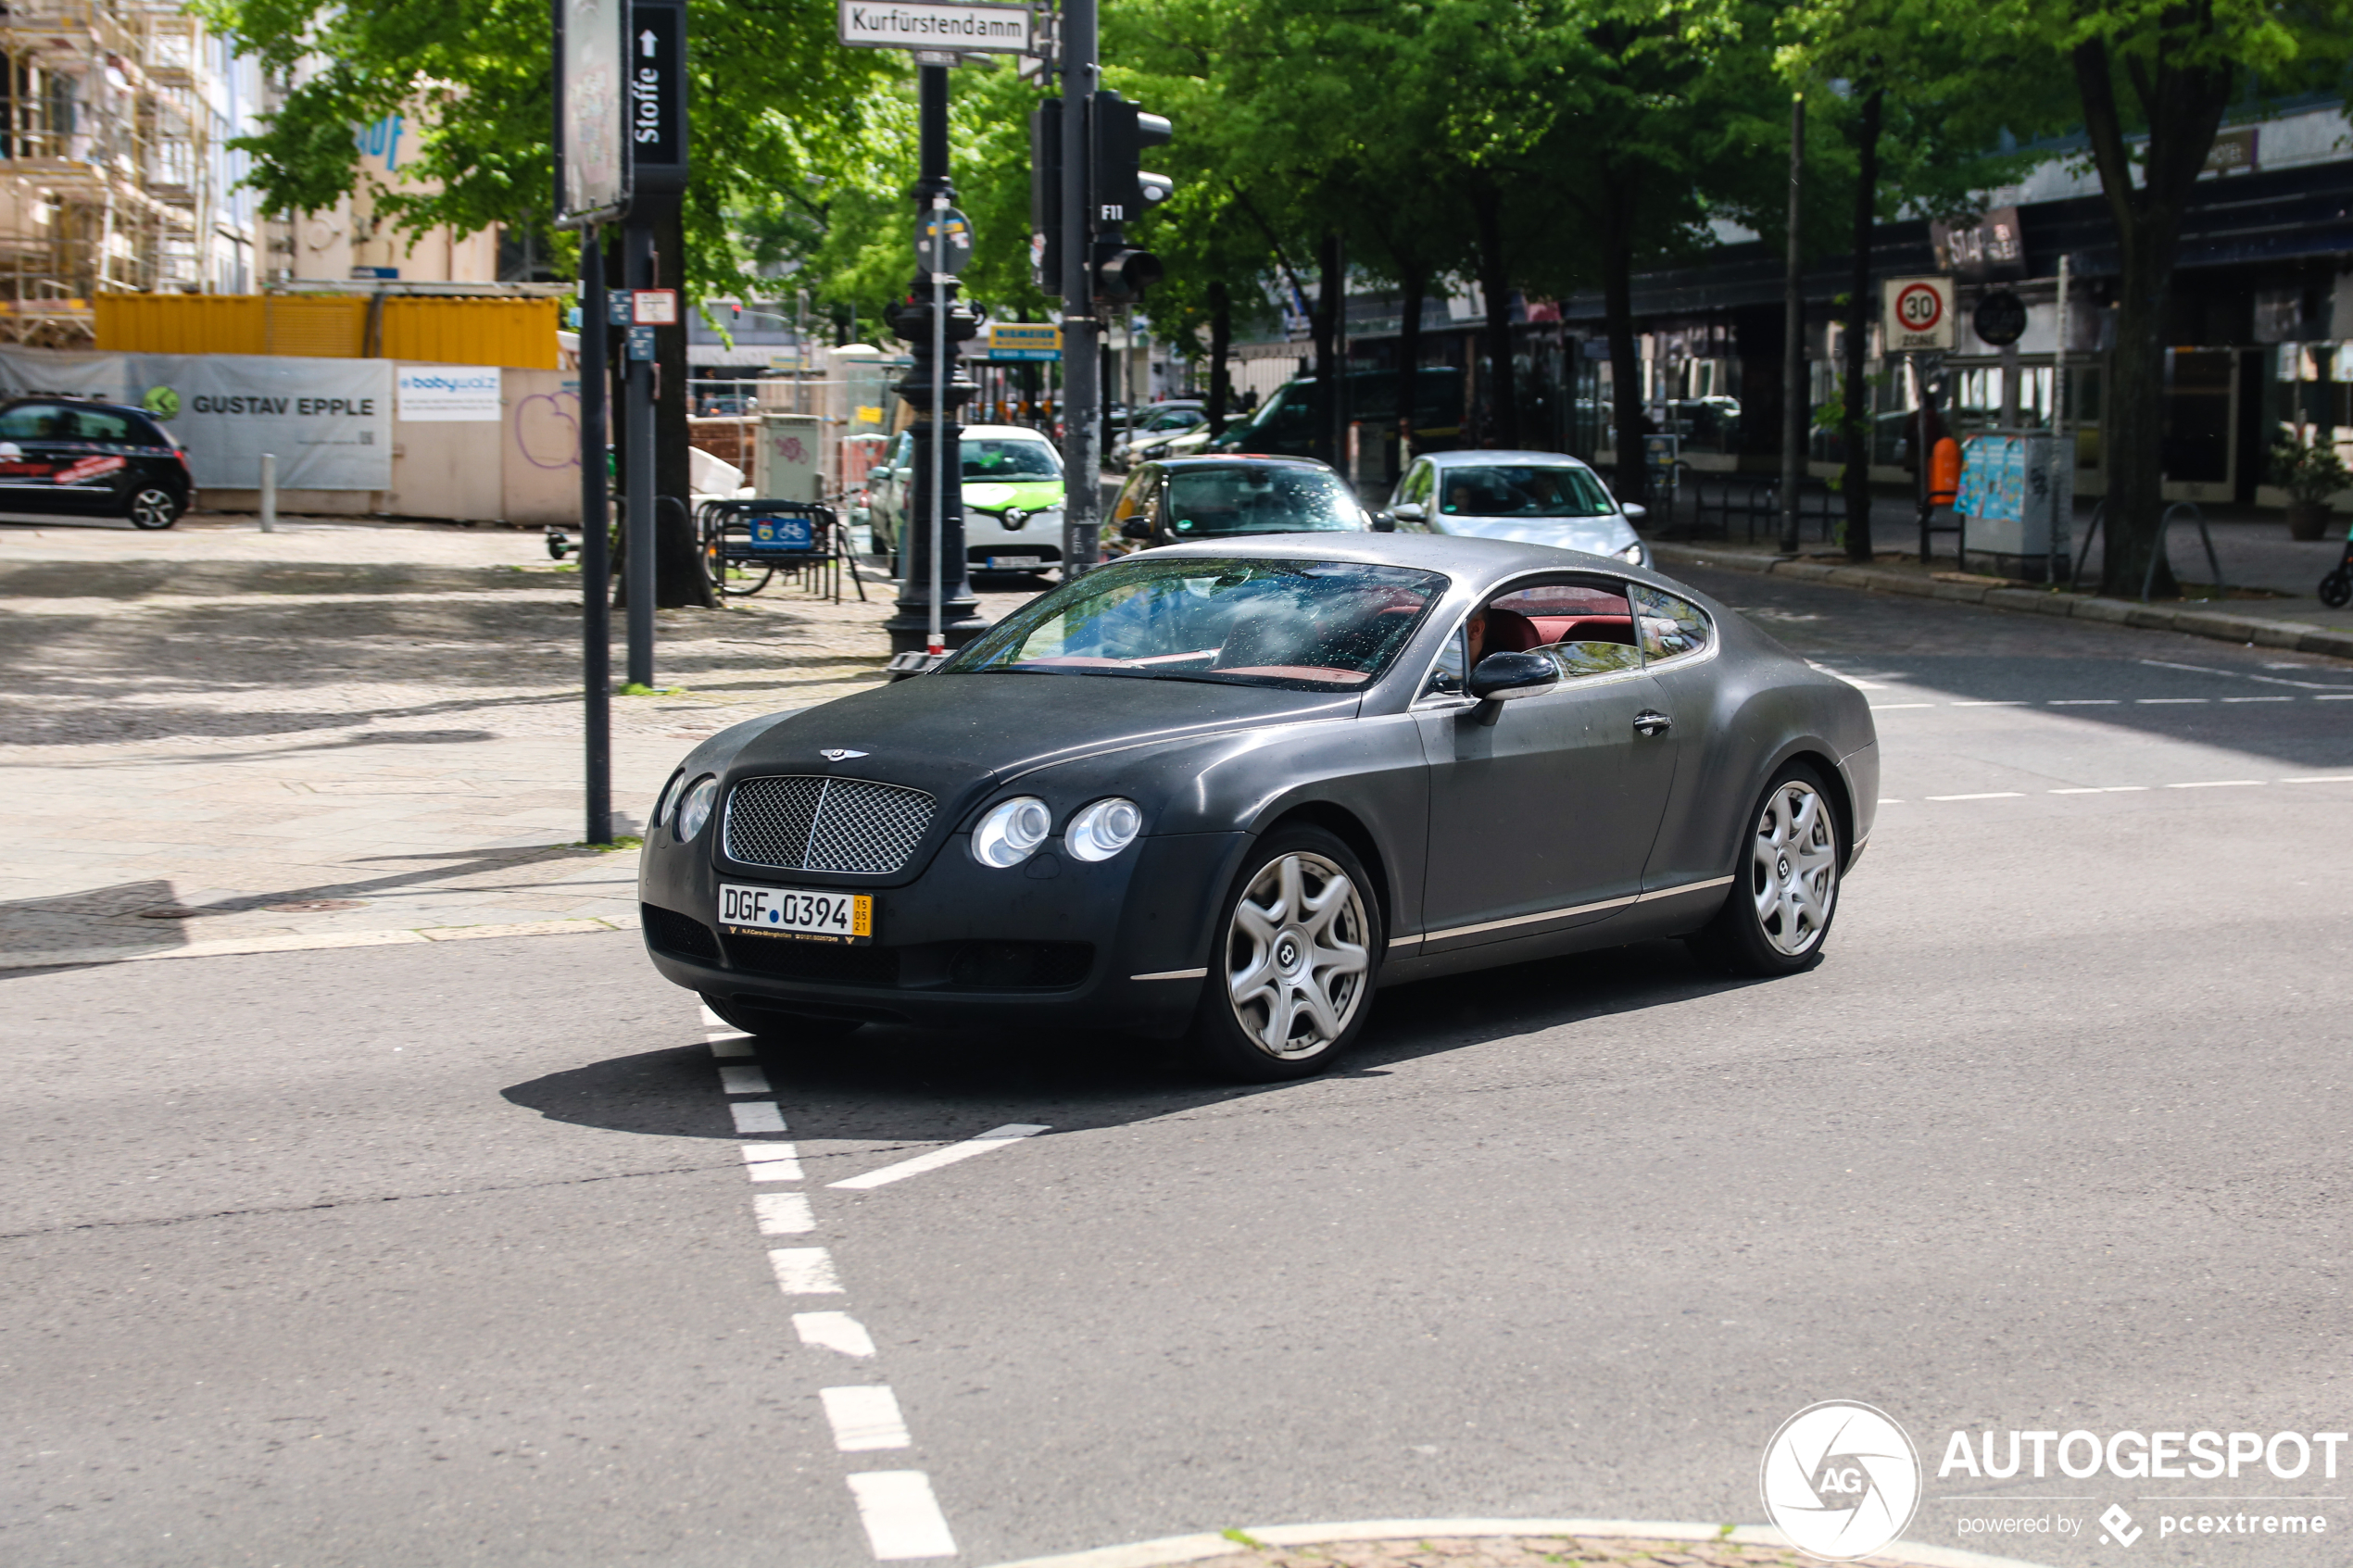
1418, 621, 1467, 699
1489, 579, 1643, 681
72, 408, 131, 442
1632, 583, 1712, 663
1110, 466, 1154, 524
0, 404, 69, 440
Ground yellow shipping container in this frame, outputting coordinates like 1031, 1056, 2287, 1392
94, 295, 559, 370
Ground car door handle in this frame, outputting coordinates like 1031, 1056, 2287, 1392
1633, 709, 1673, 737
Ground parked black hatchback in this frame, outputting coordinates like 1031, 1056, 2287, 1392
0, 396, 193, 529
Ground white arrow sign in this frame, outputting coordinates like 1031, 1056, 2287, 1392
639, 28, 655, 55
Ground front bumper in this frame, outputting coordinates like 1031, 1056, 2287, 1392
637, 828, 1247, 1036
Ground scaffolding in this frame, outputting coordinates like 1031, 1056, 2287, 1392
0, 0, 241, 343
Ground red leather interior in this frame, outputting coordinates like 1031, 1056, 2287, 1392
1479, 607, 1543, 653
1527, 614, 1635, 646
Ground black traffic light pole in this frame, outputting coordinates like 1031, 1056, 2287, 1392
1058, 0, 1101, 574
883, 64, 984, 658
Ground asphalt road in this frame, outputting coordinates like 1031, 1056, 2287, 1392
7, 567, 2352, 1568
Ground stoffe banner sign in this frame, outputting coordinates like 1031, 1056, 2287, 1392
837, 0, 1034, 53
559, 0, 631, 223
1883, 275, 1955, 352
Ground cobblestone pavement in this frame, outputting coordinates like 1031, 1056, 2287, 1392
0, 513, 1039, 966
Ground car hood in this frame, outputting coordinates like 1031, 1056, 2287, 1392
1437, 513, 1638, 551
728, 671, 1357, 828
964, 478, 1064, 512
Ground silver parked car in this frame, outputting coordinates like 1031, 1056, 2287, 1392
1387, 449, 1649, 566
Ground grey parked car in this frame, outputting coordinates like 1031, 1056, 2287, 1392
635, 533, 1878, 1081
1388, 448, 1649, 565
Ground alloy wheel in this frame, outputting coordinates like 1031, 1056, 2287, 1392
1224, 851, 1370, 1059
1750, 778, 1838, 957
127, 487, 179, 530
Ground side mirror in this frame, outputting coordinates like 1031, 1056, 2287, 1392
1369, 511, 1396, 533
1391, 501, 1427, 523
1621, 502, 1648, 522
1466, 651, 1558, 723
1120, 519, 1153, 541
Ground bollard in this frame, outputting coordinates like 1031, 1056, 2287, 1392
258, 453, 277, 533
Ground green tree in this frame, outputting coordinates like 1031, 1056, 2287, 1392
1977, 0, 2353, 594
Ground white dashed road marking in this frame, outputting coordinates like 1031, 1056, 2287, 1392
1926, 792, 2025, 801
754, 1191, 817, 1235
795, 1311, 880, 1359
847, 1471, 960, 1560
2168, 780, 2264, 789
742, 1142, 805, 1181
732, 1100, 787, 1135
822, 1386, 914, 1451
830, 1124, 1051, 1191
769, 1247, 845, 1295
719, 1064, 774, 1095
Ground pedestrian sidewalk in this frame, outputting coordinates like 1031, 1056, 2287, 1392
0, 513, 1026, 969
1649, 494, 2353, 660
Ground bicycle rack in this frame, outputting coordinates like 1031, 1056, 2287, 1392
2072, 500, 2226, 603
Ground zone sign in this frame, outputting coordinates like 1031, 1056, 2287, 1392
632, 289, 679, 326
1883, 275, 1954, 350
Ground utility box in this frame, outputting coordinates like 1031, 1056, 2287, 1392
753, 414, 824, 502
1957, 432, 2071, 578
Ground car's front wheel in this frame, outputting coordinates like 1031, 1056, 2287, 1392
126, 485, 182, 530
1690, 761, 1842, 976
1189, 826, 1380, 1082
701, 993, 864, 1044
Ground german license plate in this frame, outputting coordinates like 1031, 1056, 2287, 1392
987, 555, 1043, 570
718, 882, 873, 944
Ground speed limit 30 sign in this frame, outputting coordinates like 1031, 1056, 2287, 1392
1883, 275, 1954, 350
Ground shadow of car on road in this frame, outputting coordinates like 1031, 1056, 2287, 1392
497, 939, 1767, 1152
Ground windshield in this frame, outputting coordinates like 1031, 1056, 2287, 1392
1140, 408, 1203, 432
1164, 465, 1364, 537
1437, 463, 1617, 519
963, 438, 1062, 481
946, 557, 1445, 690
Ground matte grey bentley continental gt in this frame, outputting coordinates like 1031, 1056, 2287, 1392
636, 534, 1878, 1081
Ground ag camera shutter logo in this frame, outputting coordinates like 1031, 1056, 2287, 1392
1760, 1400, 1922, 1561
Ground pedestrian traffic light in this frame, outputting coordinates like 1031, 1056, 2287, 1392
1089, 90, 1172, 227
1088, 90, 1171, 304
1028, 99, 1062, 296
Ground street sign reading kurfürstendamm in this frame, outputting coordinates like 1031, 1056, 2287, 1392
837, 0, 1034, 53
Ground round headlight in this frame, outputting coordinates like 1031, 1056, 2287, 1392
1616, 541, 1648, 567
971, 796, 1052, 868
1064, 797, 1142, 862
651, 768, 685, 830
674, 774, 720, 842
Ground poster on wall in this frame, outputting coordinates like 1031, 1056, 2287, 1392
397, 366, 501, 421
133, 355, 394, 490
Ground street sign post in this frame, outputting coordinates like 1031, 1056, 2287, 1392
988, 322, 1061, 361
918, 199, 969, 658
837, 0, 1033, 53
558, 0, 630, 226
917, 208, 974, 277
1884, 275, 1955, 351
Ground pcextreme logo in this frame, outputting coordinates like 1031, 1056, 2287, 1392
1759, 1400, 1922, 1562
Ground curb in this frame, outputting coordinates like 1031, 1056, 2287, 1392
0, 916, 624, 972
1651, 540, 2353, 662
979, 1519, 2050, 1568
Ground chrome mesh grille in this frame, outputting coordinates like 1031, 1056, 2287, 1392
725, 775, 935, 874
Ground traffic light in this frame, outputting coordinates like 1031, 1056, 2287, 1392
1028, 99, 1062, 295
1088, 90, 1172, 226
1088, 90, 1173, 304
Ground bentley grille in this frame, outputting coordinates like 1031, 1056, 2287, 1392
724, 775, 936, 874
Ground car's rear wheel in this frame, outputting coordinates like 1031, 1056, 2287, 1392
1690, 762, 1842, 976
1189, 826, 1379, 1082
126, 485, 182, 530
701, 993, 864, 1044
